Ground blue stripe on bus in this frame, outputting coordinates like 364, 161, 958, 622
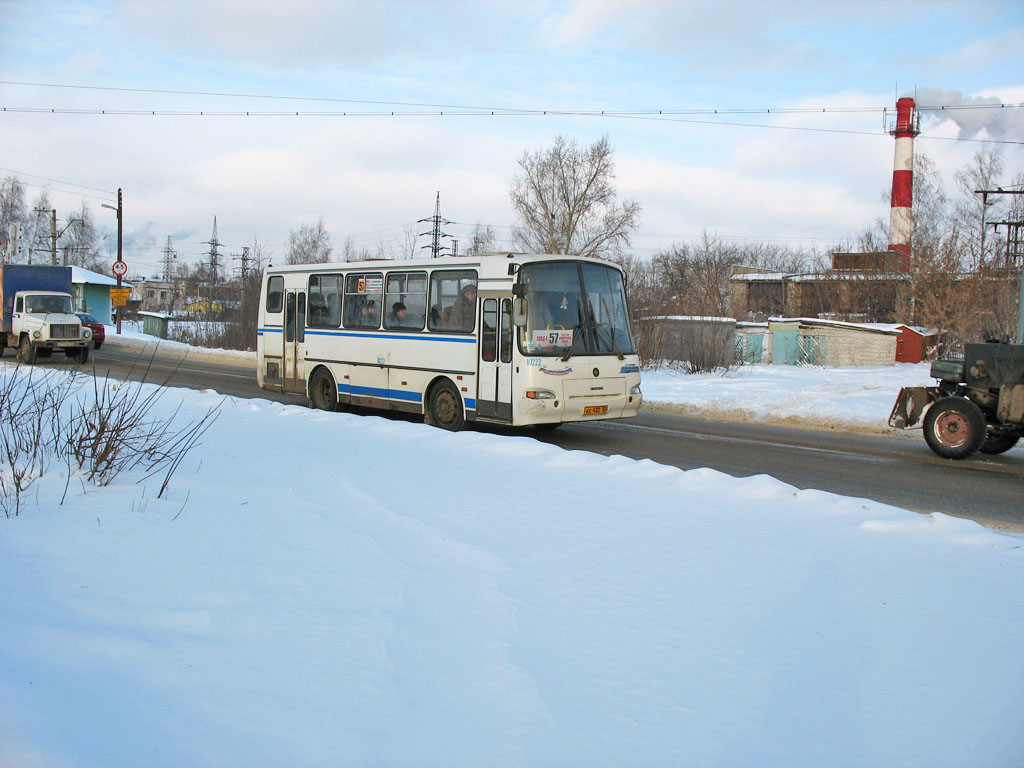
338, 384, 423, 403
337, 385, 475, 410
306, 330, 476, 343
257, 327, 283, 335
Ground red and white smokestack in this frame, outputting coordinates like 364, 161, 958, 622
888, 96, 919, 272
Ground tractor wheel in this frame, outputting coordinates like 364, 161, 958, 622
979, 430, 1020, 455
923, 397, 986, 460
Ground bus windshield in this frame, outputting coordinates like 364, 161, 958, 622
518, 261, 635, 357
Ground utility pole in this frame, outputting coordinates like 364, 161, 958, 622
50, 209, 57, 265
102, 189, 124, 334
234, 246, 252, 309
418, 192, 452, 258
974, 189, 1024, 343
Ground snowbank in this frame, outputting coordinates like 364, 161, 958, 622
2, 368, 1022, 767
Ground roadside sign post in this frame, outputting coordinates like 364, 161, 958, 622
112, 256, 128, 330
102, 189, 124, 334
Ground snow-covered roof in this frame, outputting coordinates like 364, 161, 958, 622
769, 317, 901, 335
730, 272, 911, 283
642, 315, 736, 324
70, 265, 131, 288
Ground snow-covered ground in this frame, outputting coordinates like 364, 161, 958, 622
641, 361, 937, 430
1, 351, 1022, 767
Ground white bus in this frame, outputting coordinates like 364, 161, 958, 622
256, 253, 642, 430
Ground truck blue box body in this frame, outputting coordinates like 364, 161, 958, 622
0, 265, 73, 330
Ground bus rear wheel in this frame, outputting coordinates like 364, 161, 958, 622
309, 368, 341, 412
427, 381, 465, 431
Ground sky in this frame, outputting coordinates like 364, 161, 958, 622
1, 350, 1022, 766
1, 0, 1022, 279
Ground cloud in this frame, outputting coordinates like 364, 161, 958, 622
922, 27, 1024, 75
910, 86, 1024, 140
117, 0, 546, 70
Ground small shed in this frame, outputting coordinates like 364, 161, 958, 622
735, 321, 769, 364
140, 310, 171, 339
70, 266, 130, 325
641, 315, 737, 368
894, 325, 941, 363
769, 318, 901, 366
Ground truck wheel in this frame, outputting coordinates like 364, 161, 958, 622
17, 336, 37, 365
75, 346, 89, 364
923, 397, 986, 460
979, 431, 1020, 455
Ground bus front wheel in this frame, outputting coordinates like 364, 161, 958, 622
309, 368, 341, 412
427, 381, 465, 431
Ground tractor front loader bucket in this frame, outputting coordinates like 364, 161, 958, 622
888, 386, 935, 429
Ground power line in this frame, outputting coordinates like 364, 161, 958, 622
0, 167, 116, 194
2, 79, 1020, 116
4, 105, 1020, 145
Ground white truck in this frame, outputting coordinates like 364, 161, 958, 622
1, 265, 93, 364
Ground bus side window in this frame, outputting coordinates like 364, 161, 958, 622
482, 298, 497, 361
500, 298, 512, 363
266, 276, 284, 313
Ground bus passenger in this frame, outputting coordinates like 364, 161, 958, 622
448, 283, 477, 331
389, 301, 408, 326
360, 300, 380, 327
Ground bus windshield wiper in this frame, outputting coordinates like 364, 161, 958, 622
596, 323, 625, 360
589, 299, 624, 360
559, 299, 587, 362
560, 322, 584, 362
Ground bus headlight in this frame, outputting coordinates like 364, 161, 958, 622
33, 330, 41, 339
630, 384, 642, 395
525, 389, 556, 400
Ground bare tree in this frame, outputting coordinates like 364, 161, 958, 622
954, 148, 1005, 270
286, 217, 333, 265
510, 135, 640, 259
1, 175, 27, 261
60, 201, 103, 270
25, 189, 53, 264
466, 223, 497, 256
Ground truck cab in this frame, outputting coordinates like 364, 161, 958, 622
5, 290, 92, 364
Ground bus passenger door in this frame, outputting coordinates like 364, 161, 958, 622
477, 297, 513, 421
283, 290, 306, 394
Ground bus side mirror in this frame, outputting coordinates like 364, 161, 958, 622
513, 297, 528, 327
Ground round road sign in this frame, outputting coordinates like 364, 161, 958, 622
112, 260, 128, 276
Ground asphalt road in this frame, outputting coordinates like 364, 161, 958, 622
19, 340, 1024, 531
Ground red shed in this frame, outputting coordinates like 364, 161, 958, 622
865, 324, 940, 363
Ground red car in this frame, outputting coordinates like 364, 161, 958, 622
76, 313, 105, 349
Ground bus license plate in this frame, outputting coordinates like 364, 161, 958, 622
583, 405, 608, 415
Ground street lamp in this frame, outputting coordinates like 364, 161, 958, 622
101, 188, 123, 335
